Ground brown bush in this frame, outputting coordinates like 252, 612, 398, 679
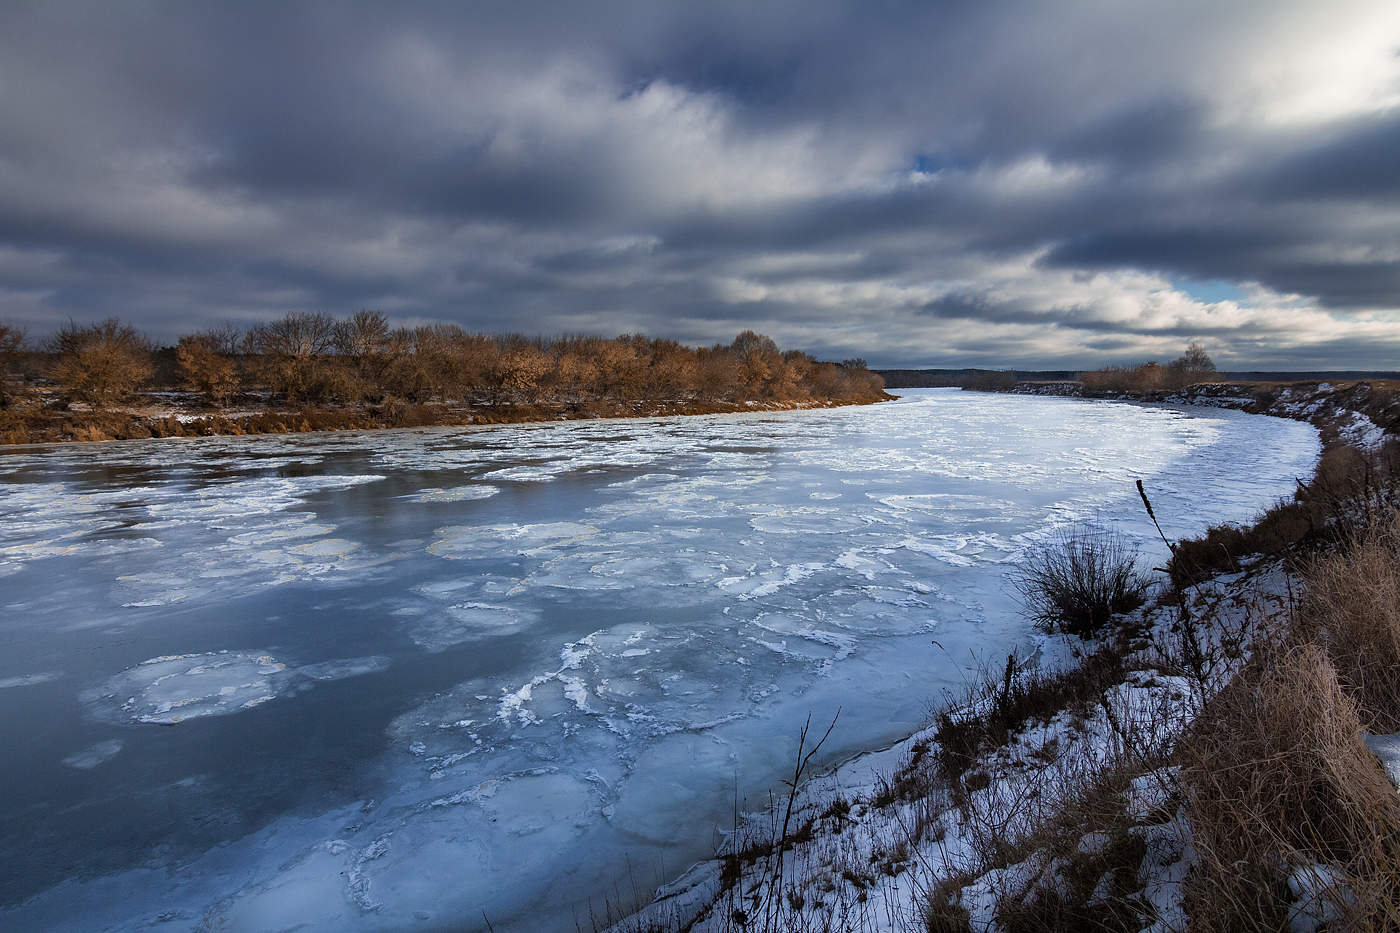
49, 318, 154, 406
175, 333, 240, 404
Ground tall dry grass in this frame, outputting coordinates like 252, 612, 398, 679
1300, 511, 1400, 731
1181, 642, 1400, 931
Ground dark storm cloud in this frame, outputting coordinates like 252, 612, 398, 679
1249, 112, 1400, 201
0, 0, 1397, 367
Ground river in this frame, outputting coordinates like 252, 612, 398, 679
0, 389, 1318, 931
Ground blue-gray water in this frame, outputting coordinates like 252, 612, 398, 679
0, 389, 1318, 931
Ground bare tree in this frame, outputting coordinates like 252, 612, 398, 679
0, 322, 24, 407
1167, 342, 1217, 388
335, 310, 391, 363
247, 312, 339, 401
248, 311, 338, 360
49, 318, 154, 407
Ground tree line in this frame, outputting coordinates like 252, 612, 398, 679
1079, 343, 1218, 394
0, 313, 887, 411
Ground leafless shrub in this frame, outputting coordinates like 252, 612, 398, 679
0, 320, 25, 407
1013, 527, 1151, 639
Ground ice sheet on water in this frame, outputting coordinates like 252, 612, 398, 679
402, 485, 499, 503
63, 739, 124, 770
748, 505, 877, 535
113, 525, 394, 607
0, 671, 62, 689
85, 651, 393, 724
404, 603, 538, 652
427, 522, 598, 560
0, 472, 388, 591
481, 463, 572, 481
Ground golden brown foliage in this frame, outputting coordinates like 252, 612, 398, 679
175, 333, 240, 405
49, 317, 154, 406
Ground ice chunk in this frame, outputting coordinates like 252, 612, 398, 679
406, 604, 536, 652
91, 651, 288, 724
86, 651, 395, 724
404, 485, 500, 503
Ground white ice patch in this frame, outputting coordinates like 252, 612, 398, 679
407, 604, 536, 652
94, 651, 288, 724
62, 739, 123, 770
0, 671, 62, 689
86, 651, 392, 724
427, 522, 598, 560
748, 506, 874, 535
482, 463, 569, 482
404, 485, 500, 503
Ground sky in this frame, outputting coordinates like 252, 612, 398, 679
1, 1, 1398, 369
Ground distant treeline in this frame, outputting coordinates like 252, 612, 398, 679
0, 313, 887, 411
876, 368, 1079, 389
879, 362, 1400, 391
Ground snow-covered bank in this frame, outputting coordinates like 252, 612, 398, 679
610, 391, 1397, 933
609, 566, 1292, 933
1005, 379, 1399, 452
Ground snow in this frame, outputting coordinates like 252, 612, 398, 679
1335, 410, 1388, 451
1286, 863, 1354, 933
1364, 731, 1400, 788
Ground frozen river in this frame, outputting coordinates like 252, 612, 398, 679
0, 389, 1318, 931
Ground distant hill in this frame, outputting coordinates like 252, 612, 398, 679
875, 368, 1400, 388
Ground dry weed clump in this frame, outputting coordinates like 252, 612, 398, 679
1181, 643, 1400, 932
1012, 526, 1151, 639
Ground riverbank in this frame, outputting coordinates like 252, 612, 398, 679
608, 391, 1399, 932
0, 391, 892, 446
1000, 378, 1398, 451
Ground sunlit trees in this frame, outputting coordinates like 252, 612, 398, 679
697, 345, 742, 400
335, 310, 394, 397
648, 338, 700, 399
23, 313, 886, 418
731, 330, 782, 396
495, 338, 551, 403
175, 332, 240, 405
49, 318, 154, 407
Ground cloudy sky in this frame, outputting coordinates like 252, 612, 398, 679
1, 1, 1398, 368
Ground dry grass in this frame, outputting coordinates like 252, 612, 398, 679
932, 648, 1128, 785
1180, 642, 1400, 932
1300, 512, 1400, 732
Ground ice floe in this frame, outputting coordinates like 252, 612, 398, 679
84, 651, 393, 724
